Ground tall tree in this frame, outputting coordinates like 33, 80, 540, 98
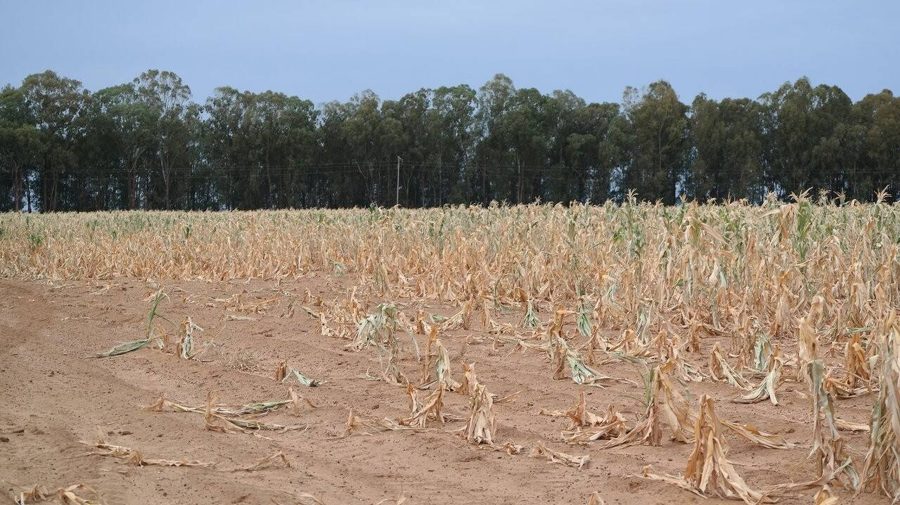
474, 74, 517, 204
133, 70, 196, 209
689, 94, 765, 202
619, 81, 689, 204
853, 90, 900, 200
761, 77, 855, 198
19, 71, 89, 211
1, 69, 895, 210
0, 86, 41, 211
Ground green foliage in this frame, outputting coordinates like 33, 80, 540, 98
0, 71, 897, 211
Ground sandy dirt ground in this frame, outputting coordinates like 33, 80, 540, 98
0, 277, 884, 504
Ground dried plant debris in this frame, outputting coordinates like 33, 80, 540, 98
735, 354, 783, 405
288, 387, 317, 414
148, 394, 305, 433
349, 304, 409, 385
458, 362, 479, 396
419, 333, 461, 391
797, 296, 825, 380
813, 486, 839, 505
15, 484, 102, 505
94, 290, 169, 358
349, 303, 399, 352
642, 395, 770, 504
709, 342, 750, 390
400, 383, 446, 428
719, 419, 795, 450
8, 193, 900, 503
860, 316, 900, 501
177, 316, 203, 359
85, 435, 212, 468
342, 408, 411, 438
562, 399, 628, 445
523, 299, 540, 329
599, 363, 693, 448
530, 441, 590, 469
808, 359, 859, 490
551, 337, 627, 387
276, 360, 323, 387
464, 384, 496, 446
235, 451, 292, 472
654, 361, 696, 443
94, 337, 151, 358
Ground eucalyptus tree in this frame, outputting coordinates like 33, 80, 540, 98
619, 80, 689, 204
689, 94, 765, 202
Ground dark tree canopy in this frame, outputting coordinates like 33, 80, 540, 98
0, 71, 897, 211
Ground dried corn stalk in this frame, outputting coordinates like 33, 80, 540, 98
94, 290, 168, 358
543, 391, 627, 444
149, 394, 305, 433
662, 337, 706, 383
642, 395, 769, 504
15, 484, 99, 505
400, 383, 445, 427
94, 337, 151, 358
56, 485, 99, 505
177, 316, 203, 359
530, 441, 590, 469
464, 384, 496, 446
523, 299, 540, 329
598, 365, 678, 449
826, 333, 874, 398
719, 420, 794, 449
340, 408, 405, 438
813, 486, 838, 505
86, 436, 212, 468
148, 395, 293, 417
860, 316, 900, 501
551, 337, 621, 386
749, 334, 773, 373
275, 360, 288, 381
276, 361, 322, 387
577, 299, 593, 339
458, 362, 479, 396
420, 333, 460, 390
566, 391, 605, 427
655, 361, 696, 443
349, 303, 399, 352
797, 297, 824, 382
736, 354, 782, 405
808, 359, 859, 490
709, 342, 750, 390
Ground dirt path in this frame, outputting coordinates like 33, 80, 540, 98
0, 279, 882, 504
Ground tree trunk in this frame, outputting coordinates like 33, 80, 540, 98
11, 161, 23, 211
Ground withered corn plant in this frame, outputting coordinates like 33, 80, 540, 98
808, 359, 860, 490
419, 331, 460, 390
275, 360, 322, 387
94, 289, 168, 358
3, 196, 900, 501
860, 315, 900, 501
643, 395, 770, 504
464, 384, 496, 446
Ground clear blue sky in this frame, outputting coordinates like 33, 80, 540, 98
2, 0, 897, 105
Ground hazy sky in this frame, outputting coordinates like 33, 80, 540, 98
2, 1, 898, 105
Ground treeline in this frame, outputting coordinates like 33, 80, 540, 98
0, 70, 897, 211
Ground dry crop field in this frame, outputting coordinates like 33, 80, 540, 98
0, 195, 898, 505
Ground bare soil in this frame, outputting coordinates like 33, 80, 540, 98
0, 278, 882, 504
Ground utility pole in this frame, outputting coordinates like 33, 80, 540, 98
396, 155, 402, 207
